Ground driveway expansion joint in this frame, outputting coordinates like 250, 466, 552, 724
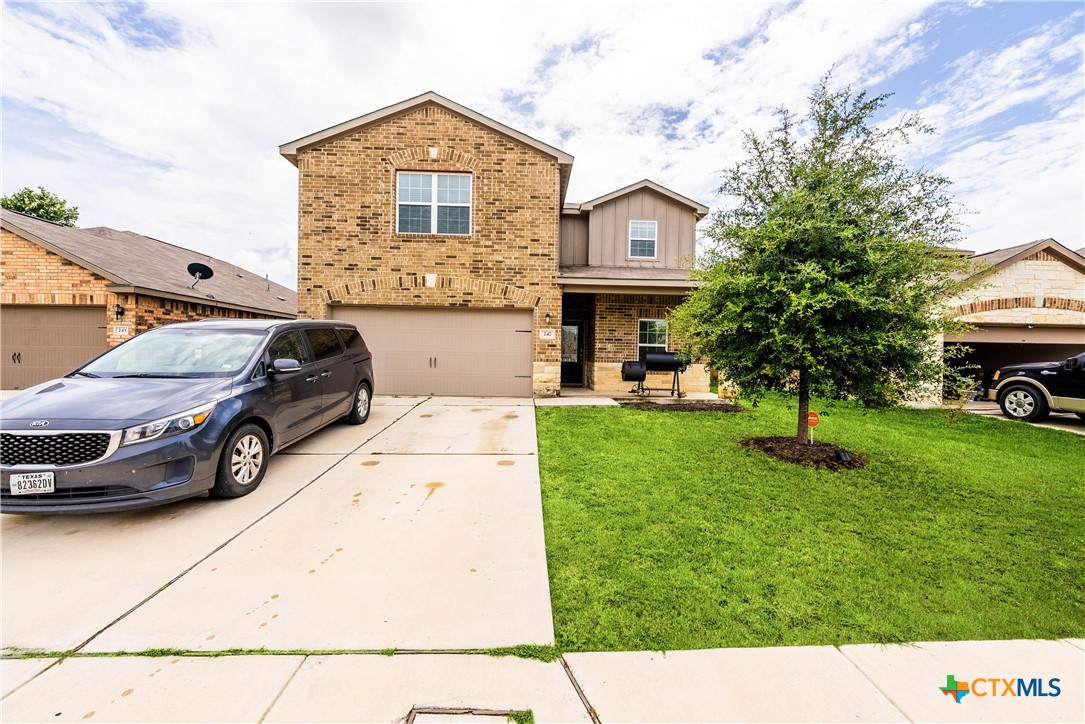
258, 654, 307, 723
61, 444, 365, 657
835, 645, 915, 723
559, 654, 601, 724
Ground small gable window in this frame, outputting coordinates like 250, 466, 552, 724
629, 220, 657, 258
397, 172, 472, 235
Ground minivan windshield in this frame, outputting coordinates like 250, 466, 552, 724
80, 327, 267, 378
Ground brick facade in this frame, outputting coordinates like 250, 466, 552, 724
294, 103, 563, 395
2, 228, 279, 348
2, 229, 111, 306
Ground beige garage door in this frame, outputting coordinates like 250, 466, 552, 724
1, 306, 107, 389
331, 307, 534, 397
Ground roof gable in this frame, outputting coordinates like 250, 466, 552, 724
279, 91, 574, 166
578, 179, 709, 218
967, 238, 1085, 280
1, 210, 296, 317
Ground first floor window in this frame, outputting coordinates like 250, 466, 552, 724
638, 319, 668, 360
629, 220, 657, 258
397, 172, 472, 235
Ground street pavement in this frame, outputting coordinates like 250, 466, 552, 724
1, 395, 1081, 722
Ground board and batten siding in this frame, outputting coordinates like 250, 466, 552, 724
586, 188, 697, 269
559, 214, 589, 266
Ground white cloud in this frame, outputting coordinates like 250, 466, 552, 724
1, 0, 1082, 288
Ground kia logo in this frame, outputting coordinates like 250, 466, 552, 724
30, 420, 50, 428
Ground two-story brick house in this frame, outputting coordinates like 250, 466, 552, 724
280, 92, 707, 397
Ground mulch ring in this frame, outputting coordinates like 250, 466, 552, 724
617, 399, 744, 413
740, 436, 868, 471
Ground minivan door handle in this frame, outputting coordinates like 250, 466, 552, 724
305, 375, 319, 383
320, 371, 332, 377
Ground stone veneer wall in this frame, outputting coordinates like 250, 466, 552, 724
587, 292, 709, 393
293, 103, 564, 396
2, 229, 278, 347
945, 254, 1085, 325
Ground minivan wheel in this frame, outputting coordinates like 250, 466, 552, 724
999, 384, 1050, 422
346, 381, 371, 425
211, 423, 269, 498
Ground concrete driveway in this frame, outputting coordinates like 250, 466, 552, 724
5, 394, 1082, 723
1, 396, 553, 655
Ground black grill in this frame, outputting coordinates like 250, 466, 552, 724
644, 351, 686, 373
623, 352, 688, 397
1, 485, 138, 503
0, 433, 112, 466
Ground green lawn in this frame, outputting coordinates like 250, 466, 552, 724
536, 396, 1084, 652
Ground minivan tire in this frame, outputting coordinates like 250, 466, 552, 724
346, 381, 371, 425
211, 423, 270, 498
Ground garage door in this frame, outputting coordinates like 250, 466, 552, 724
331, 307, 533, 397
1, 306, 108, 389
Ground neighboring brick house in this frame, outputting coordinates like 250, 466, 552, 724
279, 92, 708, 397
1, 209, 297, 389
944, 238, 1085, 372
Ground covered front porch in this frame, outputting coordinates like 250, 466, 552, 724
557, 288, 710, 396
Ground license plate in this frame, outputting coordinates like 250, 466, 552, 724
9, 472, 55, 495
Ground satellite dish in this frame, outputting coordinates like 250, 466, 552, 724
187, 262, 215, 289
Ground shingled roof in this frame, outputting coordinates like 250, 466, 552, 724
965, 238, 1085, 280
1, 210, 296, 317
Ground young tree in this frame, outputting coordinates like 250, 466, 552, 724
1, 186, 79, 226
672, 74, 972, 444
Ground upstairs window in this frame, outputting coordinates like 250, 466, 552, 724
397, 172, 472, 235
638, 319, 668, 360
629, 220, 657, 258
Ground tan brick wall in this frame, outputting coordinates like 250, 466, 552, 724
2, 229, 277, 348
294, 102, 563, 395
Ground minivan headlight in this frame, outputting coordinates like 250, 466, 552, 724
122, 402, 216, 446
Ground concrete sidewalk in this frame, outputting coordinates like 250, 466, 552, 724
2, 639, 1081, 722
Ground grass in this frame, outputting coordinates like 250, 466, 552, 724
536, 394, 1084, 652
0, 644, 560, 663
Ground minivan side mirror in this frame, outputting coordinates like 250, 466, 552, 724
270, 358, 302, 375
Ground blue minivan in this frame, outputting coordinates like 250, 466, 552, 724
0, 319, 374, 514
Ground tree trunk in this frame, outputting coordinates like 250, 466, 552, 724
796, 369, 810, 444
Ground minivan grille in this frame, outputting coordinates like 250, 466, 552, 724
1, 485, 137, 503
0, 433, 112, 466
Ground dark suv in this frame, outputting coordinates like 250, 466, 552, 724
0, 319, 374, 514
987, 350, 1085, 422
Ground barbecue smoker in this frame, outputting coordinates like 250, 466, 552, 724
621, 351, 687, 397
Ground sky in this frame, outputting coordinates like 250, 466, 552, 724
2, 1, 1083, 289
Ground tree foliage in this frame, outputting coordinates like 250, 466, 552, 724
0, 186, 79, 227
672, 74, 974, 443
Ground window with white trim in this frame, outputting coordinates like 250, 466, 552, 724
397, 172, 472, 235
638, 319, 668, 360
629, 220, 657, 258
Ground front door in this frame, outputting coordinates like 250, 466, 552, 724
561, 323, 583, 385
